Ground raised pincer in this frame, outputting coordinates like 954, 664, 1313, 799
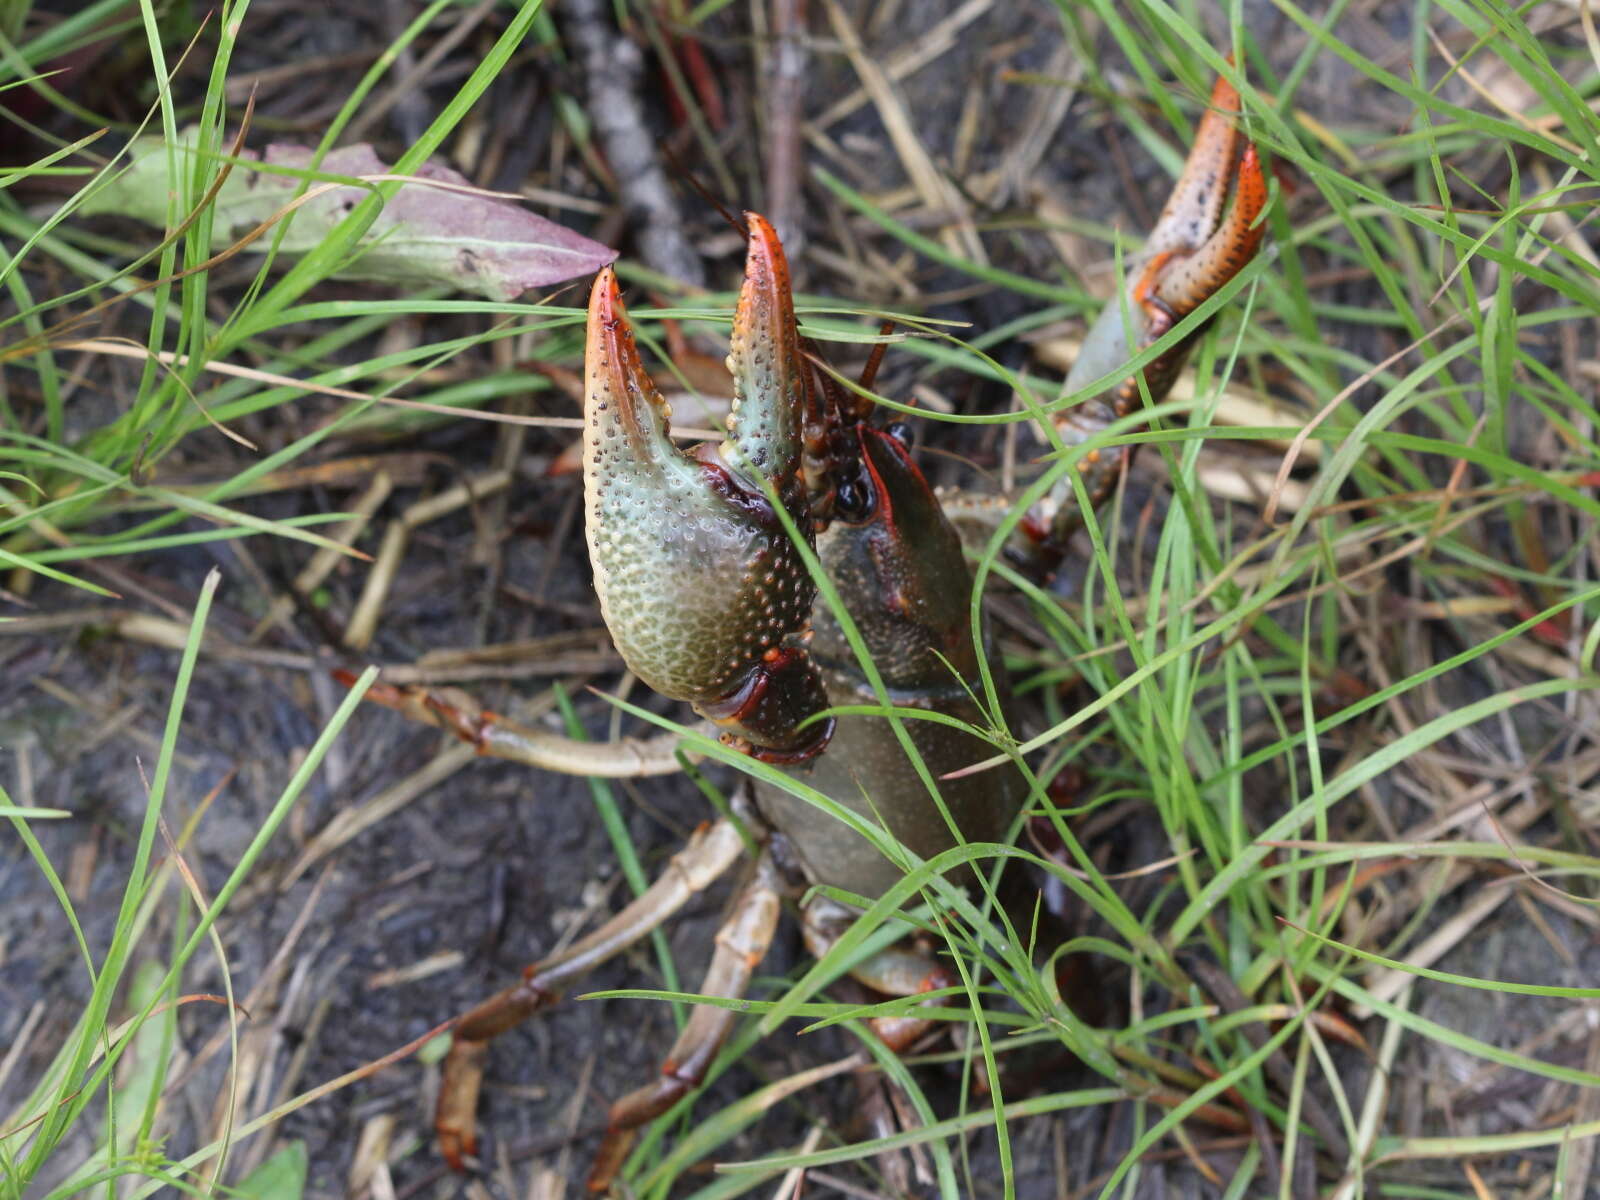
1031, 71, 1268, 565
582, 213, 834, 762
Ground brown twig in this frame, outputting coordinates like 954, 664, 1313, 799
1188, 958, 1351, 1164
764, 0, 809, 256
564, 0, 705, 286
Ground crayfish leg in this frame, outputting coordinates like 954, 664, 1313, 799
333, 672, 696, 777
432, 818, 748, 1173
586, 852, 783, 1191
801, 895, 956, 1052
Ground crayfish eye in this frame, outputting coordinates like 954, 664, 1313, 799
835, 472, 872, 520
884, 420, 914, 449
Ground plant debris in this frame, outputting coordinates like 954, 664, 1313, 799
82, 136, 617, 299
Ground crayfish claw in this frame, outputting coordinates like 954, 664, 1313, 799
1145, 73, 1253, 261
1136, 74, 1268, 324
583, 217, 833, 761
1017, 65, 1269, 573
586, 265, 680, 471
725, 211, 809, 481
1142, 141, 1267, 319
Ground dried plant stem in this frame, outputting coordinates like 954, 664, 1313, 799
565, 0, 705, 286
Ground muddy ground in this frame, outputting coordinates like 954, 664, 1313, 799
4, 2, 1597, 1198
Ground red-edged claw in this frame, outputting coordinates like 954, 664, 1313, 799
583, 214, 833, 761
1133, 71, 1268, 333
1026, 70, 1269, 571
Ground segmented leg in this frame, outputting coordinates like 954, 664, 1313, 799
803, 899, 950, 1197
586, 852, 783, 1191
339, 673, 696, 777
853, 1062, 933, 1195
435, 817, 747, 1169
801, 895, 955, 1052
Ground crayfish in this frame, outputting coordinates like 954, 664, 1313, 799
353, 72, 1266, 1192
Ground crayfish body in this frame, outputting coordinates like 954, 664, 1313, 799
760, 411, 1024, 896
352, 66, 1268, 1192
585, 212, 1026, 897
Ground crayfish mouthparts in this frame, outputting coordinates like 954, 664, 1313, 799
582, 214, 835, 763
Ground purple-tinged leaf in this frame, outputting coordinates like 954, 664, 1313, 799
82, 134, 617, 299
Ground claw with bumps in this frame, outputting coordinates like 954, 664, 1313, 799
1123, 73, 1267, 367
583, 214, 834, 762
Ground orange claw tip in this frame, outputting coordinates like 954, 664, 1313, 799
735, 210, 797, 328
1230, 143, 1269, 250
586, 265, 633, 364
437, 1131, 475, 1172
742, 211, 787, 265
735, 210, 794, 316
584, 257, 678, 464
724, 208, 806, 481
741, 209, 783, 252
586, 262, 622, 323
1240, 142, 1266, 196
1149, 68, 1254, 262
